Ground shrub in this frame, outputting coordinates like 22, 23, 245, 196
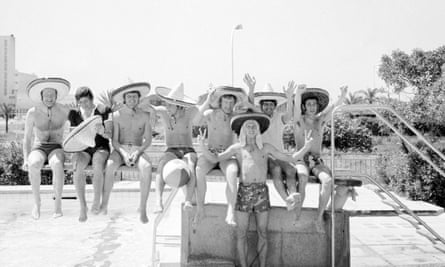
0, 141, 28, 185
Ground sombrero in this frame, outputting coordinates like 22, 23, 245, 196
162, 159, 191, 188
230, 111, 270, 135
155, 83, 197, 107
111, 82, 151, 103
210, 86, 247, 109
27, 77, 70, 103
301, 88, 330, 113
63, 115, 102, 152
254, 83, 287, 107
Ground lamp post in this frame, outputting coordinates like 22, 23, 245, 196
231, 24, 243, 86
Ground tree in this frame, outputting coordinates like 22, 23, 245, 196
344, 92, 363, 105
357, 88, 385, 104
0, 103, 14, 133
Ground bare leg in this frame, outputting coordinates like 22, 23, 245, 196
183, 153, 197, 212
194, 156, 216, 226
154, 153, 176, 213
73, 152, 90, 222
101, 151, 122, 215
295, 164, 309, 223
137, 156, 152, 224
48, 149, 65, 218
255, 211, 269, 267
236, 211, 250, 267
91, 150, 109, 214
328, 185, 349, 210
28, 151, 45, 220
221, 159, 239, 226
315, 171, 333, 233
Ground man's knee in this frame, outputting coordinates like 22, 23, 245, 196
224, 163, 238, 178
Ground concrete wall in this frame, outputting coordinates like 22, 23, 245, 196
181, 204, 350, 267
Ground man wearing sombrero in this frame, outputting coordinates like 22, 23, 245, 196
148, 83, 198, 214
198, 111, 313, 267
193, 84, 249, 227
293, 85, 348, 232
22, 77, 71, 219
102, 82, 153, 223
247, 75, 305, 218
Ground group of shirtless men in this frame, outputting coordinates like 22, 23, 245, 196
22, 74, 350, 267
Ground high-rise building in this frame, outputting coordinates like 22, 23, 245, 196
0, 35, 16, 105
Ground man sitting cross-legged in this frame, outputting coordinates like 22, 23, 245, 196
198, 111, 313, 267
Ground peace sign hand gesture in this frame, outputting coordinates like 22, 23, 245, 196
197, 128, 207, 147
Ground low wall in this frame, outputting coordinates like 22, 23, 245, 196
181, 204, 350, 267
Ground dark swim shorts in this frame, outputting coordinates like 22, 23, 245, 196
235, 183, 271, 213
166, 147, 196, 159
32, 143, 62, 157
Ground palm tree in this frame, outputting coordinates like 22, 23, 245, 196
0, 103, 14, 133
97, 90, 114, 110
358, 88, 385, 104
344, 92, 364, 105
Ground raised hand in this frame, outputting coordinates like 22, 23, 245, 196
340, 86, 348, 98
197, 128, 207, 147
283, 80, 297, 99
243, 73, 256, 92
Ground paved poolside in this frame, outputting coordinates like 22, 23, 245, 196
1, 182, 445, 266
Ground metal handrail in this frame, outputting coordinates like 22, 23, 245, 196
352, 173, 445, 244
151, 188, 179, 267
330, 104, 445, 267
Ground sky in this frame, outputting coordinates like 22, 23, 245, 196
2, 0, 445, 100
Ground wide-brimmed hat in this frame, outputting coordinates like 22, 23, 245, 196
162, 159, 191, 188
230, 111, 270, 135
254, 83, 287, 107
111, 82, 151, 103
210, 86, 247, 109
155, 83, 197, 107
301, 87, 330, 113
27, 77, 70, 103
63, 115, 102, 152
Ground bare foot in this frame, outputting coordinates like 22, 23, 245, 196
183, 201, 193, 212
91, 203, 100, 215
140, 210, 149, 224
100, 205, 108, 215
314, 219, 325, 233
153, 204, 164, 214
225, 209, 236, 227
79, 206, 88, 222
31, 205, 40, 220
286, 193, 300, 211
193, 207, 206, 228
53, 212, 63, 218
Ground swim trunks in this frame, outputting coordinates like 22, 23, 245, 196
236, 183, 271, 213
119, 144, 150, 166
165, 147, 196, 159
31, 143, 62, 157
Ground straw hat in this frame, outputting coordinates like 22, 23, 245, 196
230, 111, 270, 135
27, 77, 70, 103
155, 83, 197, 107
162, 159, 191, 188
301, 88, 330, 113
111, 82, 151, 103
210, 86, 247, 109
254, 83, 287, 107
63, 115, 102, 152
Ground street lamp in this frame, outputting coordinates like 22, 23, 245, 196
231, 24, 243, 86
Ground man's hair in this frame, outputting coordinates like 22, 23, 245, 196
301, 97, 319, 115
74, 86, 94, 101
40, 88, 58, 100
123, 90, 141, 104
259, 99, 277, 107
219, 94, 236, 105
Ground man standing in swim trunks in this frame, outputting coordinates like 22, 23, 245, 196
102, 83, 153, 223
68, 86, 112, 222
247, 75, 305, 219
193, 85, 248, 226
198, 111, 313, 267
149, 83, 198, 213
22, 77, 71, 219
293, 85, 349, 231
